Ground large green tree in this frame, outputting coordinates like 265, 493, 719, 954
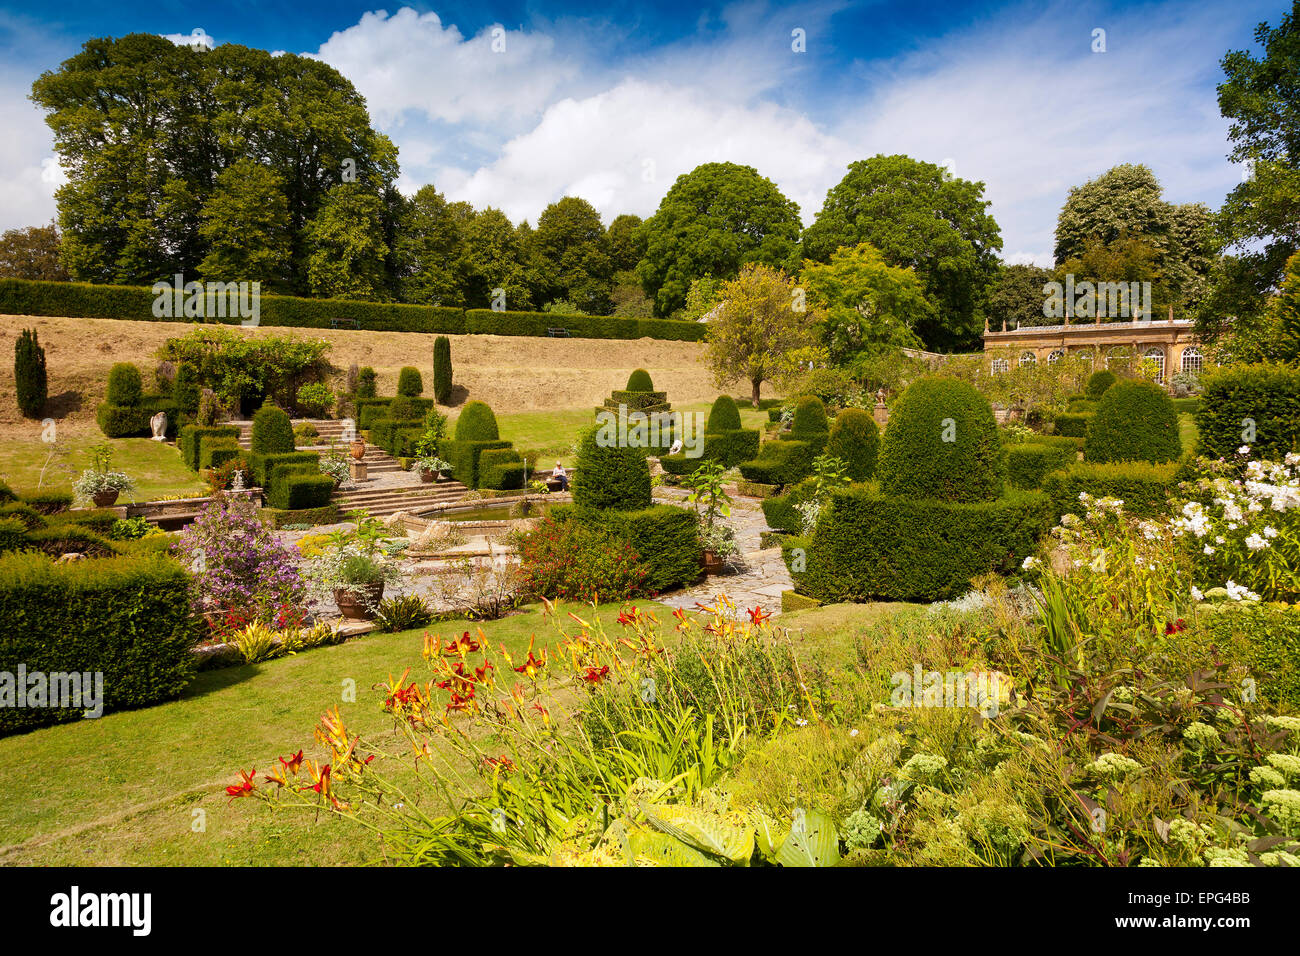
305, 184, 389, 300
198, 159, 293, 288
705, 262, 813, 406
397, 186, 468, 306
456, 208, 534, 311
530, 197, 613, 314
802, 155, 1002, 352
800, 243, 928, 365
30, 34, 399, 293
1201, 2, 1300, 344
637, 162, 802, 317
1053, 164, 1216, 319
987, 263, 1055, 329
0, 224, 69, 280
606, 213, 646, 273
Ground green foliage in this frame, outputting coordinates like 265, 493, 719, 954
21, 492, 72, 515
798, 486, 1053, 602
761, 478, 818, 536
876, 377, 1004, 503
986, 263, 1056, 331
199, 435, 241, 470
1041, 461, 1181, 519
198, 159, 292, 288
531, 196, 614, 314
478, 448, 525, 490
356, 367, 377, 398
106, 362, 143, 406
157, 327, 330, 412
251, 404, 295, 456
1084, 379, 1182, 464
437, 439, 511, 488
637, 162, 801, 316
454, 400, 500, 441
0, 551, 197, 733
801, 243, 929, 362
266, 473, 334, 511
179, 424, 240, 471
701, 429, 760, 468
96, 395, 177, 438
738, 439, 817, 486
516, 513, 649, 603
305, 184, 390, 301
1197, 604, 1300, 709
1053, 412, 1094, 437
0, 224, 68, 281
705, 395, 741, 432
572, 426, 652, 511
248, 451, 319, 490
626, 368, 655, 392
825, 407, 880, 481
374, 594, 434, 634
1195, 363, 1300, 462
561, 503, 701, 594
387, 396, 419, 421
295, 382, 333, 417
432, 336, 452, 404
802, 154, 1002, 351
1005, 443, 1077, 489
790, 395, 829, 437
1085, 370, 1118, 398
396, 366, 423, 397
13, 327, 47, 418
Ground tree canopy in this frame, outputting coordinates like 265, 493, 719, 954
802, 154, 1002, 352
637, 162, 802, 317
800, 243, 927, 365
0, 224, 69, 281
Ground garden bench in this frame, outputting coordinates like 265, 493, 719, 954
546, 327, 570, 337
330, 317, 360, 330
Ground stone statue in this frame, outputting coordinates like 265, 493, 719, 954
150, 410, 168, 441
875, 388, 887, 406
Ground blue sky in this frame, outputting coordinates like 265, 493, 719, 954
0, 0, 1290, 263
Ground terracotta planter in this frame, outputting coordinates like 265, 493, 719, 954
419, 469, 436, 483
700, 550, 725, 576
91, 489, 120, 508
334, 582, 385, 621
350, 439, 367, 461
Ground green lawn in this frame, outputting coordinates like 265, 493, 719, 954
1179, 412, 1198, 457
0, 436, 206, 501
0, 598, 899, 866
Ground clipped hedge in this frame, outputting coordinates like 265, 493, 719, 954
572, 426, 651, 510
397, 366, 424, 397
1085, 369, 1118, 398
0, 551, 197, 733
455, 400, 501, 441
1053, 412, 1094, 437
248, 451, 319, 489
356, 398, 394, 429
438, 438, 512, 488
825, 408, 879, 480
702, 428, 760, 467
1084, 379, 1181, 464
199, 435, 242, 470
705, 395, 742, 432
876, 377, 1004, 503
1195, 363, 1300, 463
179, 424, 240, 470
106, 362, 143, 405
626, 368, 655, 391
262, 503, 339, 529
557, 503, 701, 594
97, 394, 178, 438
738, 439, 817, 486
22, 492, 72, 515
761, 478, 817, 535
659, 452, 709, 476
433, 336, 452, 404
464, 308, 706, 342
1041, 461, 1181, 518
797, 487, 1054, 603
266, 472, 334, 511
1006, 443, 1077, 489
479, 448, 525, 490
251, 404, 295, 456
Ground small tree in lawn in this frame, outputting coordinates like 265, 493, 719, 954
14, 328, 47, 418
705, 262, 812, 407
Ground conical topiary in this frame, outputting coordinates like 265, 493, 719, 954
876, 377, 1004, 503
825, 408, 880, 481
1083, 379, 1181, 464
433, 336, 452, 404
14, 328, 47, 419
251, 403, 295, 455
790, 395, 829, 436
572, 425, 651, 511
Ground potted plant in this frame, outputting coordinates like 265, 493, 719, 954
72, 443, 136, 508
413, 455, 451, 483
684, 460, 733, 575
303, 517, 403, 621
318, 450, 351, 489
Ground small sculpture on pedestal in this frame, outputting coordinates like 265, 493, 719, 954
149, 410, 168, 441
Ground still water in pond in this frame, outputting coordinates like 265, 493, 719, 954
438, 502, 555, 522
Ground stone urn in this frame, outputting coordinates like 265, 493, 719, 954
419, 467, 437, 483
92, 489, 120, 508
334, 582, 384, 621
700, 550, 726, 576
350, 439, 367, 461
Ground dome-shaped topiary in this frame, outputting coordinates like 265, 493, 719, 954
106, 363, 143, 406
1083, 379, 1181, 464
626, 368, 655, 392
251, 403, 295, 455
826, 408, 880, 481
1085, 369, 1118, 399
790, 395, 829, 436
572, 425, 651, 511
876, 377, 1004, 503
454, 401, 500, 441
397, 366, 424, 397
705, 395, 742, 432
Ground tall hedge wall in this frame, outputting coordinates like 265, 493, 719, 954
1195, 363, 1300, 463
0, 552, 197, 733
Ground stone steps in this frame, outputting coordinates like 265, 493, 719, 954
332, 481, 471, 518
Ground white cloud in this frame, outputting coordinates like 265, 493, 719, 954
160, 28, 215, 51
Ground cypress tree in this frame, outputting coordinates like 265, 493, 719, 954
14, 328, 47, 418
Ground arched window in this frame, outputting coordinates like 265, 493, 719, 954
1019, 351, 1037, 367
1143, 347, 1165, 382
1181, 347, 1203, 375
991, 358, 1009, 374
1105, 347, 1131, 371
1047, 349, 1065, 364
1075, 349, 1095, 367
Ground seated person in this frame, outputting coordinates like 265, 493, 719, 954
552, 461, 569, 491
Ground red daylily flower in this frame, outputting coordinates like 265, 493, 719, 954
226, 767, 256, 801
